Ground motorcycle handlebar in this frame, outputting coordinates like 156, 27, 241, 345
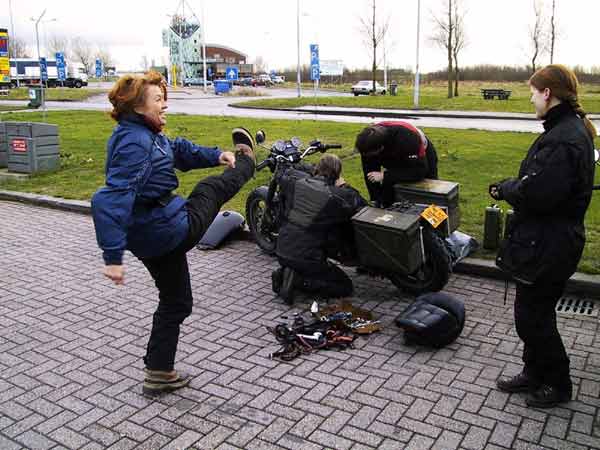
256, 159, 270, 171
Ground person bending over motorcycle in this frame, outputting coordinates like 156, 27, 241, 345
91, 71, 255, 396
272, 154, 368, 304
355, 121, 438, 207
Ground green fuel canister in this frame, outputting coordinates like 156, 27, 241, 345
483, 204, 503, 250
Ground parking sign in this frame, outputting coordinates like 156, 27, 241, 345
95, 59, 102, 78
56, 52, 66, 81
310, 44, 320, 81
39, 57, 48, 82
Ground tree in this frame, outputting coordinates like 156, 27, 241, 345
140, 55, 150, 72
431, 0, 456, 98
549, 0, 556, 63
95, 48, 115, 76
71, 37, 93, 75
358, 0, 390, 95
46, 34, 70, 59
253, 56, 267, 74
9, 36, 30, 58
451, 1, 467, 97
529, 0, 546, 74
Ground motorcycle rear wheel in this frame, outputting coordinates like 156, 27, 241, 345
388, 227, 450, 295
245, 187, 278, 254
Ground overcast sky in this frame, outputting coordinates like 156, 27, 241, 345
3, 0, 598, 73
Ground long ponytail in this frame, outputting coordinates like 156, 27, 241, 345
529, 65, 597, 140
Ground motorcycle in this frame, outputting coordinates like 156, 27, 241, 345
245, 130, 452, 294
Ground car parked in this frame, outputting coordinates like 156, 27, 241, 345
254, 74, 273, 86
182, 78, 213, 87
351, 80, 386, 96
270, 76, 285, 84
234, 77, 255, 86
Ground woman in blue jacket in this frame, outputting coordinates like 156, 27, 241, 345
91, 71, 255, 395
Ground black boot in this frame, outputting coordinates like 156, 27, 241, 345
526, 384, 571, 408
279, 267, 296, 305
496, 372, 534, 393
271, 268, 283, 294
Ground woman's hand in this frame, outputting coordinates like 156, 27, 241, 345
219, 151, 236, 168
104, 265, 125, 285
367, 171, 384, 183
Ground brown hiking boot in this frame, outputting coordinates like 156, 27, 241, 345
143, 369, 191, 396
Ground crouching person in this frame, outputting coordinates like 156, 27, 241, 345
91, 71, 255, 395
272, 154, 368, 304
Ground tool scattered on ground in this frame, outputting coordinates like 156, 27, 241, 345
267, 300, 381, 361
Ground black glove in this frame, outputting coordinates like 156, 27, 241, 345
489, 182, 503, 200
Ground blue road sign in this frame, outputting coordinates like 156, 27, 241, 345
310, 44, 320, 81
39, 57, 48, 82
95, 59, 102, 78
56, 52, 66, 81
225, 67, 238, 81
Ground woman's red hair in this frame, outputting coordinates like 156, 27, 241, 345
108, 70, 167, 121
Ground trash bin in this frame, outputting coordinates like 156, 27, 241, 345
214, 80, 232, 95
28, 88, 43, 108
0, 123, 7, 168
6, 122, 60, 174
390, 80, 398, 96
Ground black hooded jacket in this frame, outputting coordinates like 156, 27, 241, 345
496, 102, 595, 283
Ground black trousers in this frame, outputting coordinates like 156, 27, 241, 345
141, 156, 254, 371
278, 256, 353, 299
514, 279, 571, 392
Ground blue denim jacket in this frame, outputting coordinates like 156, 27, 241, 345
91, 116, 222, 264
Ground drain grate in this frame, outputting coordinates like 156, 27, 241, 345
556, 297, 598, 317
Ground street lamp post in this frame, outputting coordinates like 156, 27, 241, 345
32, 9, 47, 118
296, 0, 301, 97
8, 0, 19, 87
413, 0, 421, 109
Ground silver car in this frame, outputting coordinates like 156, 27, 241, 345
351, 80, 386, 96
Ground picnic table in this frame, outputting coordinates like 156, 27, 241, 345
481, 88, 512, 100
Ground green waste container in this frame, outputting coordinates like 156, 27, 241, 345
28, 88, 42, 108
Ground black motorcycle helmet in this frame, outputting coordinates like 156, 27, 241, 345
394, 292, 466, 348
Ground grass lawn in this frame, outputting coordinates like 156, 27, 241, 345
240, 81, 600, 114
0, 87, 105, 102
1, 110, 598, 274
0, 104, 31, 112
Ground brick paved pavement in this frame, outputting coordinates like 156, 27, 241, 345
1, 200, 599, 450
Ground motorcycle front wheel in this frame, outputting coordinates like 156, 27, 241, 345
245, 186, 278, 254
388, 227, 451, 295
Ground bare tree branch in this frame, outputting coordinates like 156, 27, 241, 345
430, 0, 461, 98
8, 36, 30, 58
549, 0, 556, 63
452, 0, 468, 96
357, 0, 390, 94
71, 37, 93, 75
529, 0, 547, 74
46, 34, 70, 59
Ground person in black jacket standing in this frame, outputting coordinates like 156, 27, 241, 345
272, 154, 368, 304
490, 65, 596, 408
355, 121, 438, 207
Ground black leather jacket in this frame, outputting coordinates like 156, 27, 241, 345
496, 102, 595, 283
276, 170, 368, 264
